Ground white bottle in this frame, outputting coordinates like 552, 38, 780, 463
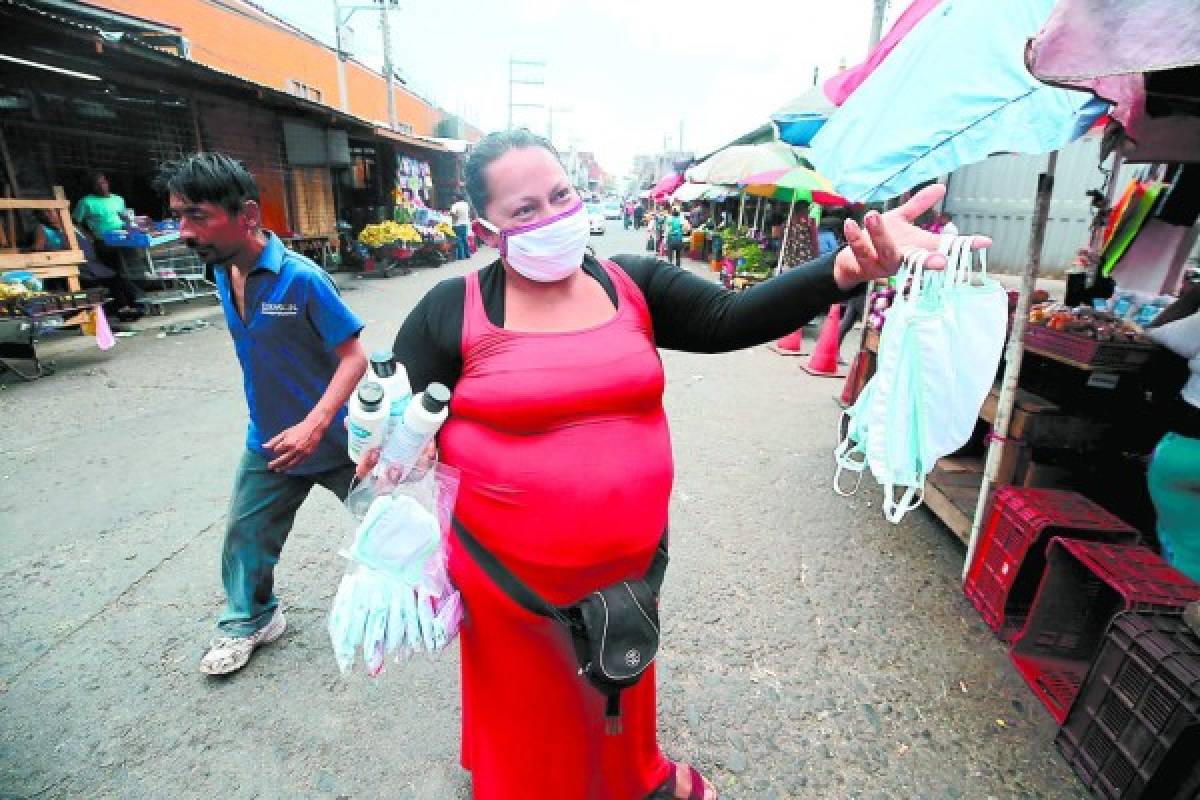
375, 382, 451, 481
346, 381, 388, 464
369, 350, 412, 436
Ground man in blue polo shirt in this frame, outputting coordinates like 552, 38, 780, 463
158, 153, 367, 675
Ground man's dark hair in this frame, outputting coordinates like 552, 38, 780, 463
464, 129, 562, 215
156, 152, 259, 216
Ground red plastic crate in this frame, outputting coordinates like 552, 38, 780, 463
1010, 539, 1200, 723
1056, 612, 1200, 799
965, 488, 1139, 642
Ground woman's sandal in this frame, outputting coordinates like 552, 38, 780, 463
649, 761, 718, 800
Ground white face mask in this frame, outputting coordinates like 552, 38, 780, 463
480, 200, 589, 282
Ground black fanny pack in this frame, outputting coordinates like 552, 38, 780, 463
453, 520, 668, 734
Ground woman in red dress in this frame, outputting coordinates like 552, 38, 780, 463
365, 130, 985, 799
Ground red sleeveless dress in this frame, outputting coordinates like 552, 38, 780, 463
442, 261, 675, 799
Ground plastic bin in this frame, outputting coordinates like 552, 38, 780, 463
1056, 611, 1200, 799
1011, 540, 1200, 723
965, 488, 1139, 642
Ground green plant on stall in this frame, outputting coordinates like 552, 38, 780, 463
735, 241, 769, 278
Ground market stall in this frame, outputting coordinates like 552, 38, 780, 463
804, 0, 1200, 794
0, 188, 112, 379
352, 205, 457, 278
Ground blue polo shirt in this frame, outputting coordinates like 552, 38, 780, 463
214, 233, 364, 475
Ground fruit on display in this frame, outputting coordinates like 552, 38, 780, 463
357, 221, 422, 248
1027, 302, 1147, 343
434, 222, 457, 238
0, 276, 56, 316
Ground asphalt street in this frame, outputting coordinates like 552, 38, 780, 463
0, 222, 1086, 799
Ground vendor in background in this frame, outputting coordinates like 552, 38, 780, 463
26, 209, 143, 321
1144, 282, 1200, 583
450, 192, 471, 261
72, 171, 130, 281
29, 209, 66, 252
73, 172, 128, 240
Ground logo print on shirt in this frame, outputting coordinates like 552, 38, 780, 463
261, 302, 299, 317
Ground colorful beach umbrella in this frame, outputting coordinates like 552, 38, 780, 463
649, 172, 684, 201
686, 142, 810, 186
671, 181, 712, 204
739, 166, 848, 207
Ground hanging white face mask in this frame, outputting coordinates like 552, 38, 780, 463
479, 200, 589, 282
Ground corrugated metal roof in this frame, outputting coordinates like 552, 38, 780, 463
372, 127, 450, 153
1, 0, 455, 154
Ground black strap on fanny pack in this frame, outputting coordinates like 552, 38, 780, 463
452, 519, 669, 614
452, 519, 669, 732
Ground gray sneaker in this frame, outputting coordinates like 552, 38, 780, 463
200, 608, 286, 675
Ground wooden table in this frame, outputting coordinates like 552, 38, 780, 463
6, 263, 81, 291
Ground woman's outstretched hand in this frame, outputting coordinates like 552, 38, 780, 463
832, 184, 992, 290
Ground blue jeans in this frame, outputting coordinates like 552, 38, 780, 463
218, 449, 356, 636
453, 224, 470, 260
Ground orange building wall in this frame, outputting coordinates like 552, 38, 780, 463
89, 0, 452, 136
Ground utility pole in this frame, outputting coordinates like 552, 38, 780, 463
379, 0, 396, 130
869, 0, 888, 48
508, 57, 546, 130
333, 0, 400, 125
333, 2, 349, 112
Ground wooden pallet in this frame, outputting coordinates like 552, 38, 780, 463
925, 457, 986, 545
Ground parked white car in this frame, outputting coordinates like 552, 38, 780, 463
602, 201, 622, 220
586, 203, 606, 234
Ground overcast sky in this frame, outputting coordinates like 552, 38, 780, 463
259, 0, 893, 177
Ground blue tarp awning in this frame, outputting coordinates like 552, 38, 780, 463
808, 0, 1106, 202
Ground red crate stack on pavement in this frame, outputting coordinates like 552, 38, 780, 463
1056, 612, 1200, 800
1010, 539, 1200, 724
965, 488, 1140, 642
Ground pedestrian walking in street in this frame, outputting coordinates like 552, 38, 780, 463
157, 153, 367, 676
665, 206, 689, 268
450, 192, 471, 260
366, 128, 985, 800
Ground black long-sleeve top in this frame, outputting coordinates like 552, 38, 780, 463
392, 253, 853, 392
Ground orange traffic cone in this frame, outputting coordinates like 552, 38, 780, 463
801, 304, 846, 377
769, 328, 805, 356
